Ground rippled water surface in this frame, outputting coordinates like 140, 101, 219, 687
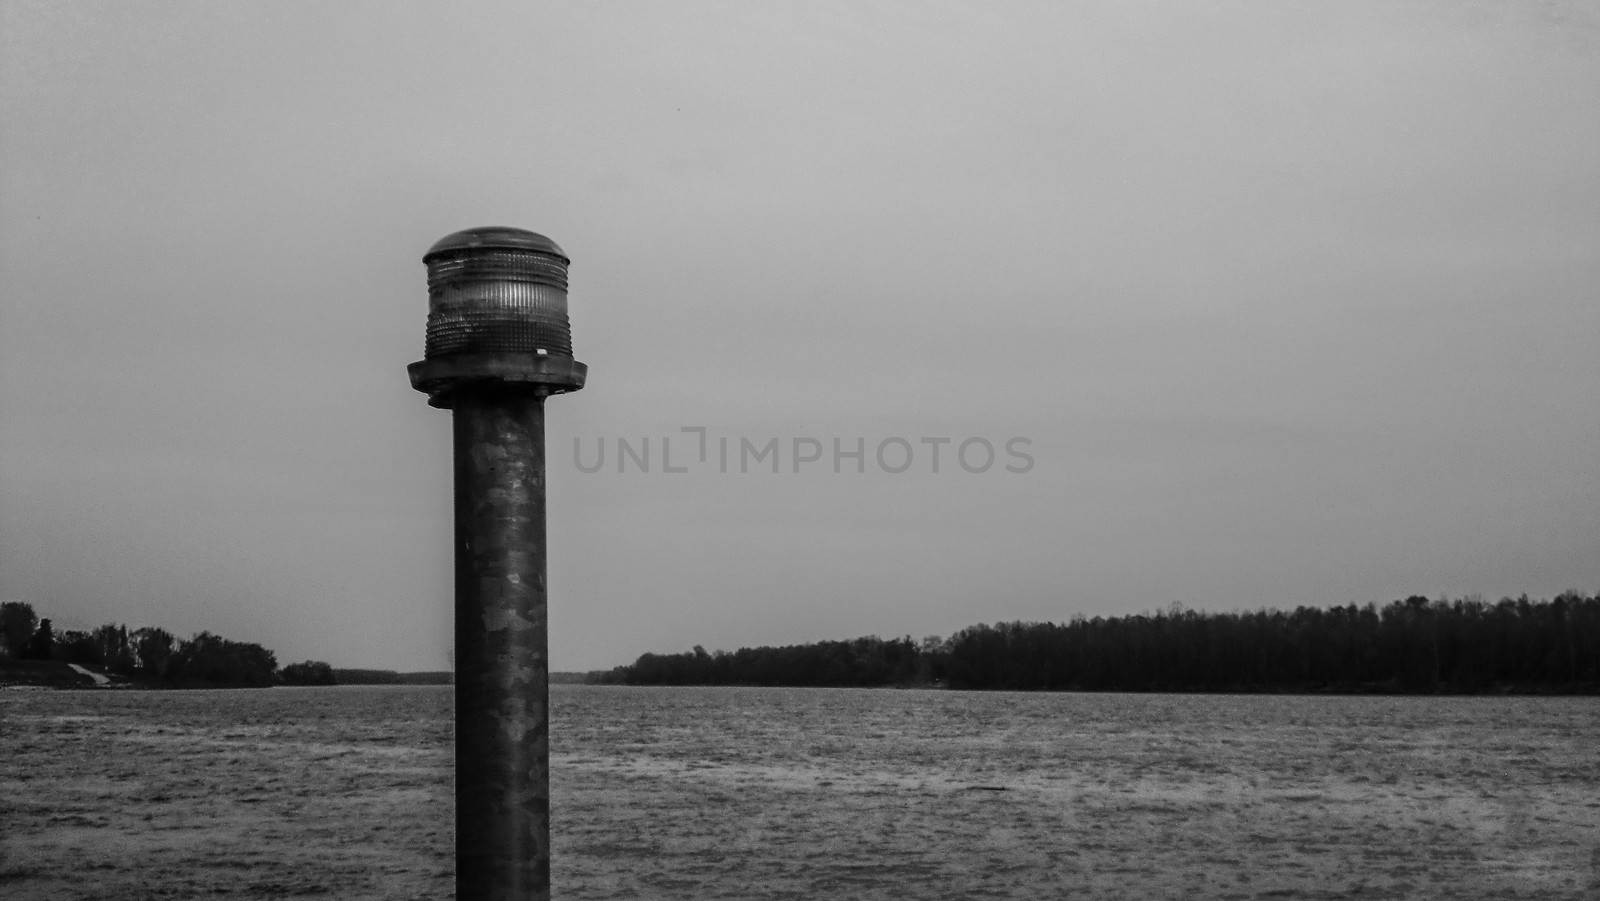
2, 685, 1597, 899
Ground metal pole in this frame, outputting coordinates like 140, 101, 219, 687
408, 227, 587, 901
453, 390, 549, 898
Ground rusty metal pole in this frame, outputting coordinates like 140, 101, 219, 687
408, 227, 586, 901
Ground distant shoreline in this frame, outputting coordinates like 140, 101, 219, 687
590, 594, 1599, 696
570, 680, 1600, 696
0, 659, 454, 691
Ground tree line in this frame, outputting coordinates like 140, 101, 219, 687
592, 593, 1600, 694
0, 601, 335, 688
330, 668, 452, 685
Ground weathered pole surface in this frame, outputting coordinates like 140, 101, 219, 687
453, 390, 549, 898
408, 227, 586, 901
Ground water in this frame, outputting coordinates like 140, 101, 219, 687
2, 685, 1596, 899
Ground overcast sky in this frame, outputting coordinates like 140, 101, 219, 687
2, 1, 1596, 672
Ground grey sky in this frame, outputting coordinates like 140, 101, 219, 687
2, 1, 1596, 671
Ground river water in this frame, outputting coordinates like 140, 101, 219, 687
1, 684, 1596, 899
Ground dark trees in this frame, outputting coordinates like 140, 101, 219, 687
597, 635, 926, 687
133, 627, 176, 677
1, 601, 37, 658
280, 660, 337, 685
93, 624, 136, 674
1, 603, 319, 689
169, 631, 277, 686
602, 594, 1600, 694
54, 629, 102, 665
24, 618, 55, 660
